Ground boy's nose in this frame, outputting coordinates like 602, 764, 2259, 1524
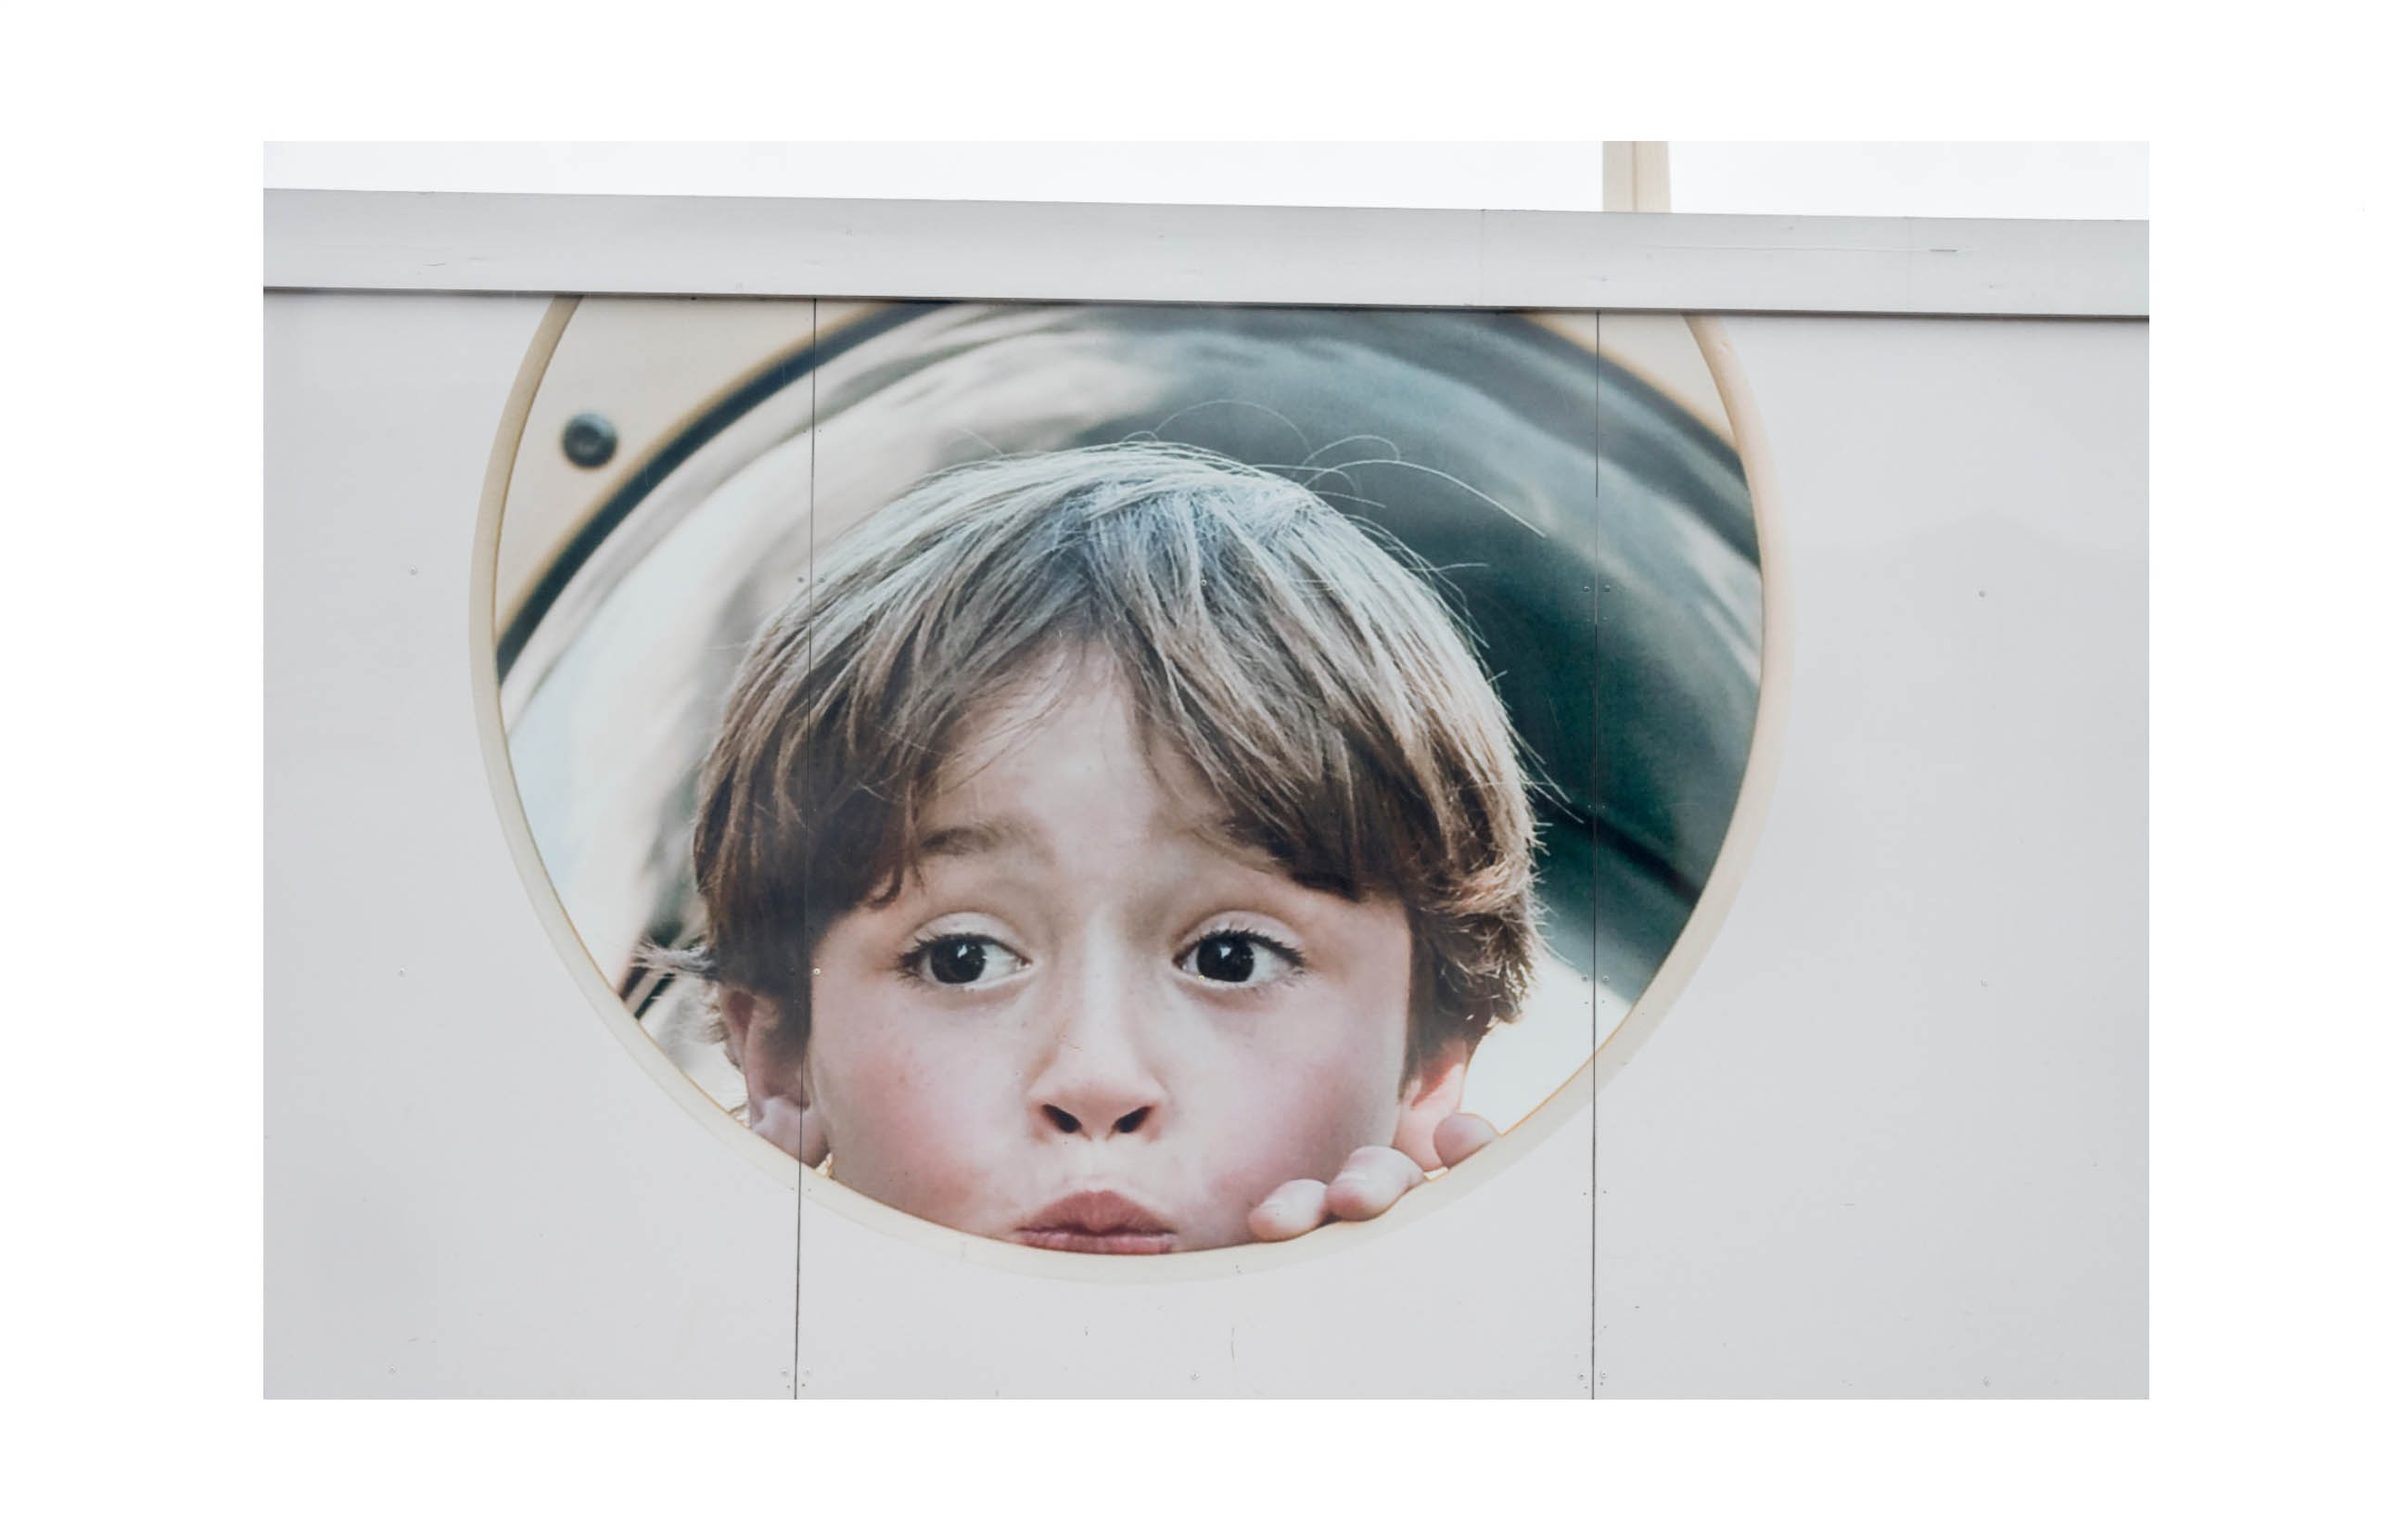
1027, 982, 1166, 1141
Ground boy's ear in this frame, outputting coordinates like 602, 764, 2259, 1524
718, 987, 829, 1167
1391, 1037, 1472, 1173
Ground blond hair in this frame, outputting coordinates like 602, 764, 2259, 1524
677, 442, 1537, 1068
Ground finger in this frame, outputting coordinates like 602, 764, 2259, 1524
1432, 1112, 1499, 1169
1248, 1179, 1331, 1242
1325, 1145, 1424, 1222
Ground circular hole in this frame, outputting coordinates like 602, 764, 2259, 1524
484, 300, 1771, 1271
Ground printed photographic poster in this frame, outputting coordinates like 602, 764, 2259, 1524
490, 300, 1762, 1260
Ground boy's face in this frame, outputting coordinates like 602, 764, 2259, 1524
736, 661, 1452, 1253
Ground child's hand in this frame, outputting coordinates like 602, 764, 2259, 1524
1245, 1112, 1499, 1242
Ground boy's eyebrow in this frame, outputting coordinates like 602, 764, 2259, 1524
914, 811, 1357, 895
1205, 814, 1360, 900
913, 816, 1042, 863
1201, 814, 1287, 871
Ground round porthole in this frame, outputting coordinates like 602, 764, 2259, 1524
477, 298, 1778, 1273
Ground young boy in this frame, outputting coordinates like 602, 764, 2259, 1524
667, 443, 1538, 1252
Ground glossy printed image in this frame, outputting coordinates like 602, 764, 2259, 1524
491, 301, 1762, 1259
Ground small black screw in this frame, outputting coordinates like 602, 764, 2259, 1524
562, 412, 618, 468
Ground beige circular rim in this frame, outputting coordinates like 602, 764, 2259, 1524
468, 299, 1791, 1285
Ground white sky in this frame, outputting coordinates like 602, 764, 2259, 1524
262, 141, 2147, 220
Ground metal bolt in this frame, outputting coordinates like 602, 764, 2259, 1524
561, 412, 618, 468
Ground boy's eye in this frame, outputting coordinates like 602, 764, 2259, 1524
907, 935, 1028, 988
1179, 930, 1302, 987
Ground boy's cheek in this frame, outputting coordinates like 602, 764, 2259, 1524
813, 1026, 1045, 1222
1204, 1042, 1405, 1196
820, 1035, 997, 1161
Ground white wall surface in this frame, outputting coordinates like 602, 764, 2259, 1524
264, 285, 2144, 1398
266, 294, 797, 1397
1595, 314, 2147, 1395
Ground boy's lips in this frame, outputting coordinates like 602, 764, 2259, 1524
1013, 1191, 1178, 1255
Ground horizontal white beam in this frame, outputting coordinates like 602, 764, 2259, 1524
264, 190, 2147, 318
